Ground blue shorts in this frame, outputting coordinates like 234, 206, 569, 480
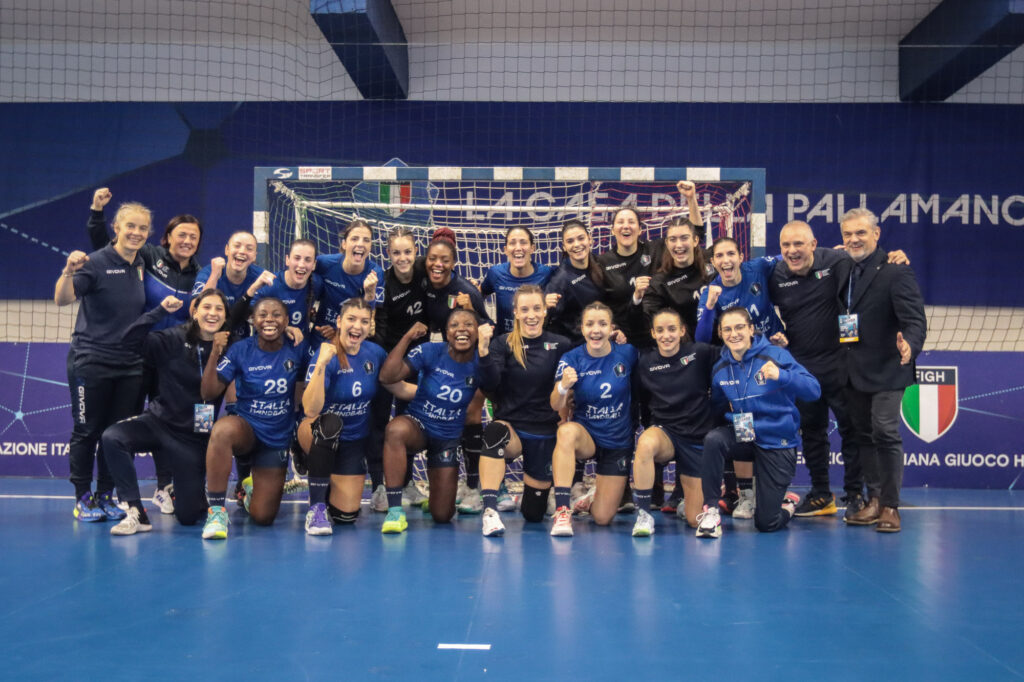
406, 416, 462, 469
243, 443, 289, 470
594, 444, 632, 477
332, 438, 369, 476
652, 425, 704, 478
517, 430, 554, 483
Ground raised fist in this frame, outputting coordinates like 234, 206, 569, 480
677, 180, 696, 199
559, 366, 578, 390
160, 296, 183, 313
706, 284, 722, 309
91, 188, 112, 211
63, 250, 89, 275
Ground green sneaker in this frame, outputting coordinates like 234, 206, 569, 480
202, 506, 229, 540
241, 476, 253, 514
381, 507, 408, 534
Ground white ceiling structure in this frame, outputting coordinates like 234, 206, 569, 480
0, 0, 1021, 102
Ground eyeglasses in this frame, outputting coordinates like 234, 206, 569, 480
720, 323, 749, 334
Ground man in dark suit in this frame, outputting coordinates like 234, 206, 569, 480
837, 209, 926, 533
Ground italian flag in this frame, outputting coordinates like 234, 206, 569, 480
379, 183, 411, 217
901, 368, 958, 443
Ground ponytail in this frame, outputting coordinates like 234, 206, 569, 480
507, 284, 544, 369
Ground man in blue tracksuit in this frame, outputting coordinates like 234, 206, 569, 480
697, 307, 821, 538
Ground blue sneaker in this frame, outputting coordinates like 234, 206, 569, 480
202, 506, 229, 540
95, 492, 127, 521
73, 493, 105, 522
305, 503, 333, 536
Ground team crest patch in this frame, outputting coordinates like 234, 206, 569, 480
465, 376, 475, 387
680, 353, 696, 366
136, 266, 144, 281
815, 268, 831, 279
613, 363, 626, 377
543, 342, 558, 350
363, 361, 374, 374
640, 254, 651, 266
284, 359, 295, 371
749, 282, 761, 295
447, 295, 456, 308
901, 366, 959, 443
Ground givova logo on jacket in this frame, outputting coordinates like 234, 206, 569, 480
901, 366, 958, 443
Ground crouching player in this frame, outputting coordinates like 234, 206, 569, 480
696, 307, 820, 538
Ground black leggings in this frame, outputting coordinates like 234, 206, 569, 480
101, 412, 208, 525
67, 354, 143, 497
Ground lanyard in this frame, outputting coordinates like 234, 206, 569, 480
197, 345, 208, 405
727, 352, 758, 403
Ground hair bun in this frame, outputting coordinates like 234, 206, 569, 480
431, 227, 458, 249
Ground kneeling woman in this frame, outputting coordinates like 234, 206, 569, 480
378, 310, 487, 533
298, 298, 412, 536
477, 284, 571, 537
102, 289, 229, 535
632, 308, 717, 536
697, 308, 820, 539
549, 302, 638, 537
200, 297, 305, 539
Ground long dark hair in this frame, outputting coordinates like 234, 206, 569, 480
332, 297, 373, 370
656, 216, 707, 277
560, 219, 604, 288
185, 288, 229, 346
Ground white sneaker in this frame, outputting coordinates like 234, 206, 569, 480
151, 485, 174, 515
696, 505, 722, 538
546, 489, 556, 516
632, 509, 655, 537
550, 506, 573, 536
371, 484, 388, 513
482, 508, 505, 537
457, 485, 483, 514
732, 489, 756, 519
110, 506, 153, 536
282, 475, 309, 495
572, 486, 595, 516
402, 480, 428, 506
569, 481, 587, 507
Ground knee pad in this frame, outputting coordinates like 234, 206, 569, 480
520, 483, 549, 523
289, 438, 308, 477
328, 503, 359, 524
312, 413, 343, 451
481, 422, 511, 460
462, 423, 483, 454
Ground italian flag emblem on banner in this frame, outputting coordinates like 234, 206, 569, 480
379, 183, 412, 217
901, 366, 958, 443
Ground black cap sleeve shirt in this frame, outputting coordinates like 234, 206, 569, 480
480, 331, 571, 436
638, 342, 716, 441
70, 245, 147, 370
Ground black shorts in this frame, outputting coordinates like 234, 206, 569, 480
593, 444, 632, 477
652, 425, 704, 478
517, 431, 555, 483
239, 442, 289, 470
332, 437, 369, 476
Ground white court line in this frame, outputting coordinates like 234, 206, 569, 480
1, 495, 1021, 512
437, 643, 491, 651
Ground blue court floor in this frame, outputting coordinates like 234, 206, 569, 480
2, 477, 1023, 681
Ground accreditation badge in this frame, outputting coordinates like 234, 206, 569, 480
838, 314, 860, 343
194, 404, 214, 433
732, 412, 756, 443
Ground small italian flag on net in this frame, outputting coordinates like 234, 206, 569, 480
379, 183, 412, 217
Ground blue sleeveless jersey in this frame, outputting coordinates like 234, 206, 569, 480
306, 341, 387, 441
405, 342, 480, 440
216, 337, 303, 448
556, 343, 638, 448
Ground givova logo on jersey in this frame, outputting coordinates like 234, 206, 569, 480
901, 366, 958, 443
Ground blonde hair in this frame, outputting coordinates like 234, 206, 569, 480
112, 202, 152, 241
507, 284, 545, 369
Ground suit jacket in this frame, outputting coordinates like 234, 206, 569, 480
839, 248, 927, 393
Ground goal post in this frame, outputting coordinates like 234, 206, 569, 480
253, 165, 767, 276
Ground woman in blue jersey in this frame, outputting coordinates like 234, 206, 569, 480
191, 231, 265, 314
313, 219, 384, 343
480, 226, 554, 334
544, 219, 607, 345
102, 289, 229, 535
240, 239, 322, 341
477, 284, 571, 536
298, 298, 417, 535
421, 229, 492, 514
377, 309, 488, 533
694, 237, 783, 344
632, 308, 717, 536
55, 201, 151, 523
199, 297, 305, 539
548, 302, 638, 537
696, 307, 820, 539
